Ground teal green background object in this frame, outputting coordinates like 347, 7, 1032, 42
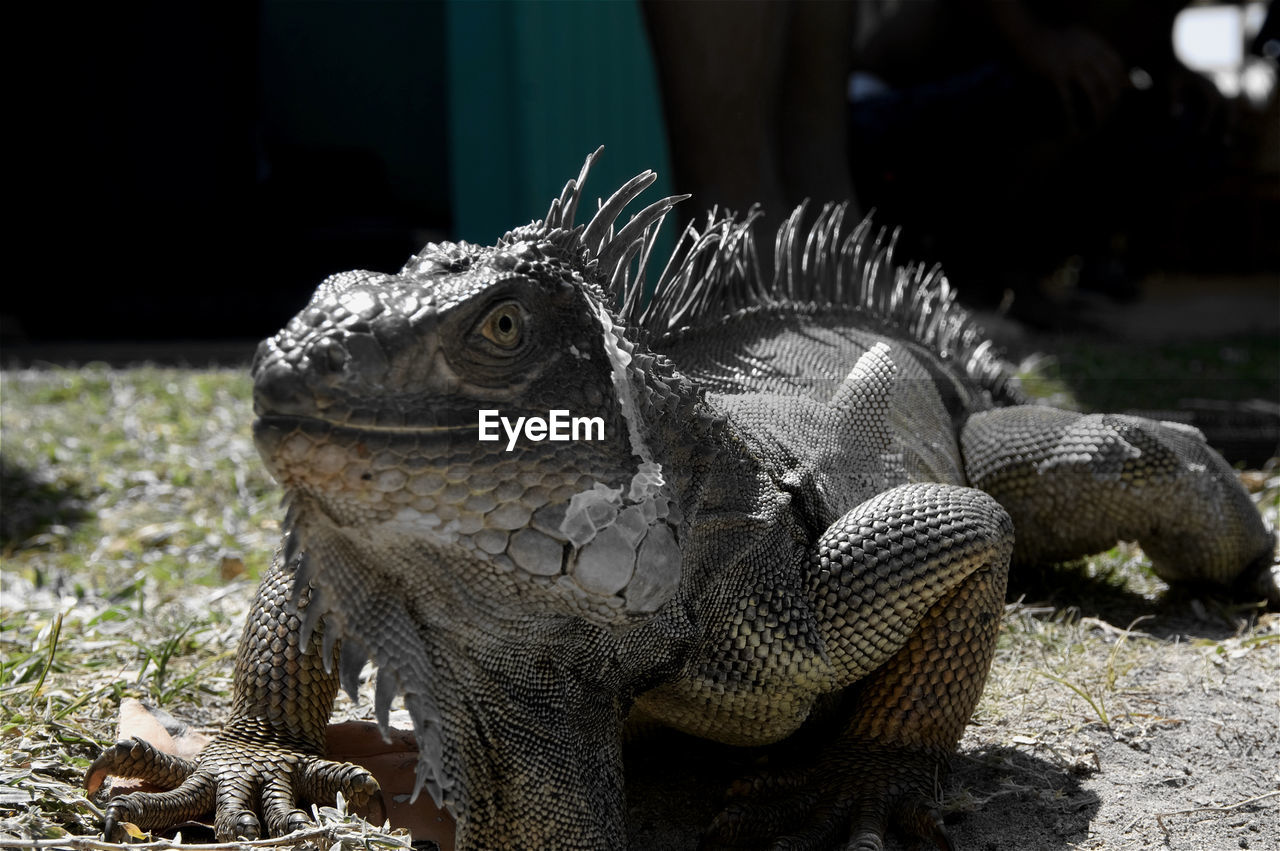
447, 0, 674, 261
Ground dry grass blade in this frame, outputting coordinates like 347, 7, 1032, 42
26, 612, 63, 706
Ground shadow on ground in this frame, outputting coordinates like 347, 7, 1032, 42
623, 730, 1097, 851
944, 744, 1100, 850
0, 454, 89, 552
1007, 559, 1272, 642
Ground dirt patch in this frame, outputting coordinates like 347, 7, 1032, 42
620, 597, 1279, 850
948, 616, 1279, 851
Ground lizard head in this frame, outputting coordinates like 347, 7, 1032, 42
250, 151, 704, 808
251, 149, 694, 632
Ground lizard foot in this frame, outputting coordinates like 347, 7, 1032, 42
89, 734, 381, 841
703, 745, 953, 851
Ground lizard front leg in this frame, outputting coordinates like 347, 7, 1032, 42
445, 668, 630, 850
708, 483, 1012, 850
87, 553, 380, 840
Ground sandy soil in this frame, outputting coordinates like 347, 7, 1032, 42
945, 634, 1279, 851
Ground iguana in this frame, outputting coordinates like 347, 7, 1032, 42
90, 149, 1277, 850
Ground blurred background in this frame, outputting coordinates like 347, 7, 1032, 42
5, 0, 1278, 353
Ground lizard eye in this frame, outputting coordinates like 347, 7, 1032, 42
478, 302, 524, 348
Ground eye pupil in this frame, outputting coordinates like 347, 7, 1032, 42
480, 303, 523, 348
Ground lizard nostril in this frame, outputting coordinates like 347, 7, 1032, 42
253, 361, 314, 417
312, 338, 349, 373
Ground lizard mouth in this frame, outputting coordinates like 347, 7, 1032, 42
251, 414, 493, 529
252, 415, 484, 476
253, 413, 477, 437
251, 350, 480, 436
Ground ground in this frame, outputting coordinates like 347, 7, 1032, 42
1, 281, 1277, 850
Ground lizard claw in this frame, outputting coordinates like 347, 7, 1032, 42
101, 811, 117, 842
845, 794, 953, 851
232, 812, 262, 840
86, 737, 196, 796
365, 788, 388, 826
927, 820, 956, 851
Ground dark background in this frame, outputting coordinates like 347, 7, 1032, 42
8, 0, 1279, 351
14, 2, 451, 344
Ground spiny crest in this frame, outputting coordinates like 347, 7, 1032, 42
504, 146, 689, 305
641, 201, 1024, 403
525, 148, 1021, 404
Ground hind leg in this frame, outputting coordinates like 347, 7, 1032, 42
961, 406, 1276, 602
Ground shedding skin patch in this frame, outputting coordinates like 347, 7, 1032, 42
553, 462, 684, 613
275, 412, 684, 619
593, 302, 652, 465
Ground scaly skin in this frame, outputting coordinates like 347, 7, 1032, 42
90, 150, 1276, 849
960, 406, 1277, 599
90, 556, 381, 841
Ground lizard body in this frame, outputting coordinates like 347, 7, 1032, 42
92, 150, 1276, 850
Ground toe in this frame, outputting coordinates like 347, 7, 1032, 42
262, 774, 311, 836
706, 787, 819, 846
892, 796, 952, 851
298, 756, 381, 809
770, 804, 850, 850
102, 774, 215, 838
214, 774, 263, 840
231, 811, 262, 841
86, 737, 196, 795
845, 799, 888, 851
845, 825, 885, 851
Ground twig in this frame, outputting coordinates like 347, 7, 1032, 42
0, 822, 410, 851
1077, 615, 1152, 640
1153, 789, 1280, 834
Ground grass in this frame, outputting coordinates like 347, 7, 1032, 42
1, 366, 271, 841
0, 340, 1276, 846
1, 367, 279, 590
